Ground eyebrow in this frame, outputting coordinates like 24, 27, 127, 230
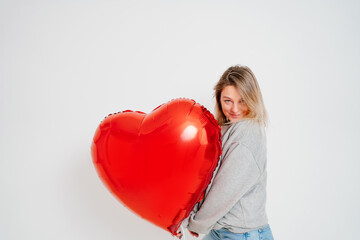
222, 96, 243, 100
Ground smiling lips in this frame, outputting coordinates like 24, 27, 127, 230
230, 113, 241, 118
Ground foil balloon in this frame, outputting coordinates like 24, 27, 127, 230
91, 98, 222, 235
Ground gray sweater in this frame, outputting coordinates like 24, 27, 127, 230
186, 120, 269, 234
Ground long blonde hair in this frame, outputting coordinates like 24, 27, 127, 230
214, 65, 268, 126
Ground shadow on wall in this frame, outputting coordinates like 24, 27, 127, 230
57, 145, 157, 239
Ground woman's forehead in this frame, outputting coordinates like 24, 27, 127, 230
221, 85, 243, 99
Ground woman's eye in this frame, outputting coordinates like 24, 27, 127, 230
225, 100, 231, 103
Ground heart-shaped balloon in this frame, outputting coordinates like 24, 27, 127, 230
91, 98, 221, 235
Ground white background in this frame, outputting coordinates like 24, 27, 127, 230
1, 0, 359, 239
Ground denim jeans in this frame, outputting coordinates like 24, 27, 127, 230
202, 225, 274, 240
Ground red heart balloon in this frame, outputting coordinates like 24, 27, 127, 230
91, 98, 221, 235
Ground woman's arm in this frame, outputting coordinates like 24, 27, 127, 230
187, 142, 261, 234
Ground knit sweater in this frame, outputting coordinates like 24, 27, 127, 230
186, 120, 269, 234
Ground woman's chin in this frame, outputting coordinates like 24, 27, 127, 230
229, 118, 241, 123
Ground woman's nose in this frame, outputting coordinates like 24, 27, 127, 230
231, 104, 239, 112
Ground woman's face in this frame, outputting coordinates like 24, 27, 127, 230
220, 85, 249, 123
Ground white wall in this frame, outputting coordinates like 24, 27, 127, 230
1, 0, 359, 239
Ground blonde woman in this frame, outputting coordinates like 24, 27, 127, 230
182, 65, 274, 240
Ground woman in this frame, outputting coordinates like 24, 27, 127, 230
181, 65, 274, 240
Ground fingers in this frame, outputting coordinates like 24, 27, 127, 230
189, 230, 199, 237
175, 231, 183, 239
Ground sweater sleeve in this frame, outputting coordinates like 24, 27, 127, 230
187, 142, 261, 234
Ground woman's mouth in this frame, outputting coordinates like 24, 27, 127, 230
230, 113, 241, 118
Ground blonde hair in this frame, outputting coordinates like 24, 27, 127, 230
214, 65, 268, 126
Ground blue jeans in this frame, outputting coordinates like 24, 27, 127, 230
202, 225, 274, 240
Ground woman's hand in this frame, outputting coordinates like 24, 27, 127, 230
175, 229, 183, 239
188, 230, 199, 238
